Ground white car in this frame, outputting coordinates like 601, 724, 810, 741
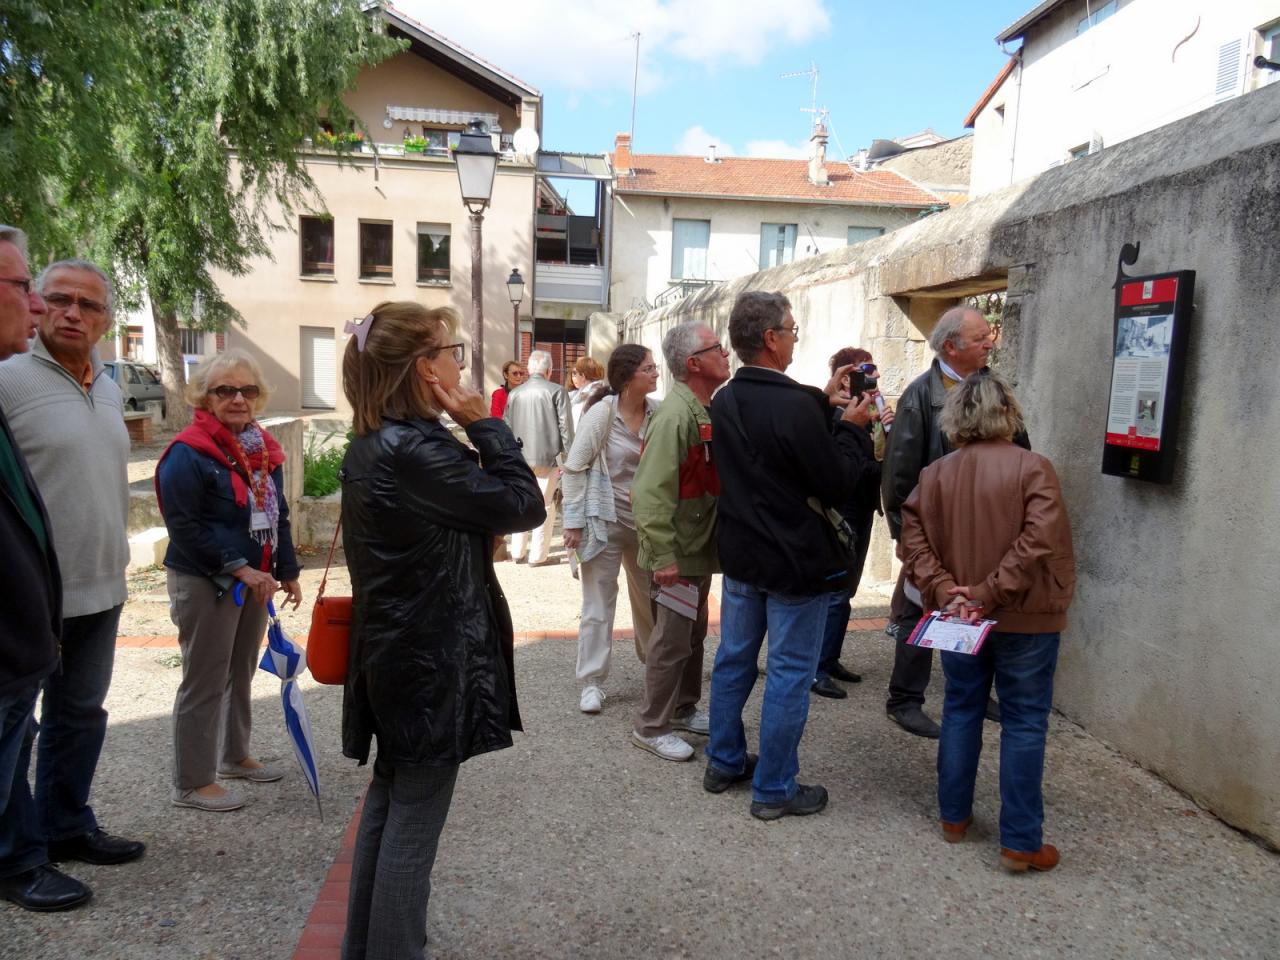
104, 360, 166, 417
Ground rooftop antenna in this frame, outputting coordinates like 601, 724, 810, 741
781, 60, 821, 128
629, 32, 641, 145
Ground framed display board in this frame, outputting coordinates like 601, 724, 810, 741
1102, 247, 1195, 483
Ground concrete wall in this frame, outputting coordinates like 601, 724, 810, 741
609, 193, 921, 312
878, 135, 973, 195
972, 0, 1280, 195
614, 86, 1280, 845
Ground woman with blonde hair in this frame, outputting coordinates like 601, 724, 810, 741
156, 349, 302, 813
338, 301, 544, 960
900, 370, 1075, 874
568, 355, 606, 428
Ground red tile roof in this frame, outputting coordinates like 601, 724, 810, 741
964, 55, 1019, 129
614, 154, 943, 208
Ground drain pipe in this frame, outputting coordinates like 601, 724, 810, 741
999, 39, 1024, 187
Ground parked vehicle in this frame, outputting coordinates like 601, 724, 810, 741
104, 360, 166, 416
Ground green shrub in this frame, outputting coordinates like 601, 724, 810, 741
303, 431, 347, 497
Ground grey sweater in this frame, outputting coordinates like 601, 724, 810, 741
0, 338, 130, 617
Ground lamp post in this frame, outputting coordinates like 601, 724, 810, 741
454, 120, 499, 389
506, 267, 525, 361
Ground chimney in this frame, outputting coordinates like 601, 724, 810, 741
705, 144, 719, 164
808, 120, 829, 186
613, 133, 633, 177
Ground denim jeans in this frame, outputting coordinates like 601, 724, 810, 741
815, 586, 851, 681
707, 577, 831, 804
0, 685, 43, 877
937, 631, 1060, 853
36, 605, 122, 841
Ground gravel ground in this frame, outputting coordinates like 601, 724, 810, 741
4, 563, 1278, 959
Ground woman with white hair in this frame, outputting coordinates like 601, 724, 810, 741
156, 349, 302, 812
900, 370, 1075, 873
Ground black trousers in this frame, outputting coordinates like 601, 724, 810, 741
885, 568, 933, 711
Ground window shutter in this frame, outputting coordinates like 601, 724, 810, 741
1214, 38, 1245, 103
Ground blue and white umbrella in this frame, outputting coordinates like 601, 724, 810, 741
237, 585, 323, 818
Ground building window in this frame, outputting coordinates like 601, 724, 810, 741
847, 226, 885, 246
300, 216, 335, 277
671, 219, 710, 280
1261, 24, 1280, 86
417, 223, 451, 285
1077, 0, 1116, 34
422, 128, 460, 156
359, 221, 393, 280
759, 223, 797, 269
124, 325, 144, 358
179, 328, 204, 355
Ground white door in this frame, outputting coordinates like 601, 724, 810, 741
300, 327, 336, 409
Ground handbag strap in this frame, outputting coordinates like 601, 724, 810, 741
317, 516, 342, 602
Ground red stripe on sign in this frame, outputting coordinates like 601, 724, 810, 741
1120, 277, 1178, 306
1106, 432, 1160, 451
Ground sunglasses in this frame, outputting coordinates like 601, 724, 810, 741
208, 385, 261, 400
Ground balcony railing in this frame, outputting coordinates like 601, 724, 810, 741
535, 262, 606, 306
653, 278, 718, 308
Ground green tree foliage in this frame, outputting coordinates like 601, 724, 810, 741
1, 1, 402, 419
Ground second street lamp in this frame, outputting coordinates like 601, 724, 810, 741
454, 120, 499, 389
507, 267, 525, 361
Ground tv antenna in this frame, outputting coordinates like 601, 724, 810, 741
780, 61, 822, 124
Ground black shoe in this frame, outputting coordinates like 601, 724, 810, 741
0, 864, 91, 912
750, 783, 829, 821
829, 662, 863, 684
703, 753, 758, 794
48, 828, 146, 866
985, 698, 1001, 723
810, 676, 848, 700
887, 705, 941, 739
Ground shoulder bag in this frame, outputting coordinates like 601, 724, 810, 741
307, 518, 352, 685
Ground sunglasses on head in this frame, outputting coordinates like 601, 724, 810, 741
208, 384, 261, 400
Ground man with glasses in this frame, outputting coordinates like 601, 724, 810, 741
0, 227, 94, 911
705, 292, 875, 819
0, 258, 144, 895
631, 322, 730, 763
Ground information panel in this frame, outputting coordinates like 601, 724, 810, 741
1101, 267, 1194, 483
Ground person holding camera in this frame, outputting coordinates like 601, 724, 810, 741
810, 347, 894, 700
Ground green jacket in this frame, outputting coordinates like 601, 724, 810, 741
632, 381, 720, 575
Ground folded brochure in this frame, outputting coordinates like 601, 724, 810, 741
905, 611, 996, 655
654, 579, 700, 620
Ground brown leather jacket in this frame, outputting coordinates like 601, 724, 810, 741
900, 440, 1076, 633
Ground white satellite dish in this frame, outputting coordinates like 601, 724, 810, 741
512, 127, 540, 157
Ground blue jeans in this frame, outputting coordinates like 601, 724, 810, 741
0, 685, 44, 877
815, 586, 851, 681
36, 605, 122, 841
937, 631, 1060, 852
707, 577, 831, 804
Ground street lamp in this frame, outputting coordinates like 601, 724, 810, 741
506, 267, 525, 361
454, 119, 499, 389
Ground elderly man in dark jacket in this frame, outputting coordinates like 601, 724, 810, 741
0, 225, 90, 912
881, 305, 1029, 738
705, 291, 875, 820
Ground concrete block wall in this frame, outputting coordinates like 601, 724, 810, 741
610, 86, 1280, 846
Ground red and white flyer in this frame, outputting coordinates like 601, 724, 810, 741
905, 611, 997, 656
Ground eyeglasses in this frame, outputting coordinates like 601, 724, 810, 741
690, 342, 728, 359
429, 342, 466, 365
638, 363, 659, 374
207, 384, 262, 400
44, 292, 108, 317
0, 277, 33, 295
772, 324, 800, 340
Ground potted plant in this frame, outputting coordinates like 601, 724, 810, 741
314, 129, 339, 150
404, 135, 427, 154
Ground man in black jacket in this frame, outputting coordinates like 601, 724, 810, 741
705, 291, 874, 821
0, 225, 90, 911
881, 305, 1026, 738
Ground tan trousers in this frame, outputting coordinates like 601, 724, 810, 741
168, 570, 267, 790
636, 575, 710, 737
575, 521, 655, 685
511, 466, 558, 564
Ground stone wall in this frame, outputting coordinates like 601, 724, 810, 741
612, 86, 1280, 845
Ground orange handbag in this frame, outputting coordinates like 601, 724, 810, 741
307, 519, 352, 685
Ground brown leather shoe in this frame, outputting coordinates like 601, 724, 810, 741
1000, 843, 1060, 873
941, 816, 973, 843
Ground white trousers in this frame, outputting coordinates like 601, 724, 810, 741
511, 466, 559, 564
575, 521, 655, 686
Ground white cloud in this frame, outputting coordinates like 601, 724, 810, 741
674, 125, 736, 156
391, 0, 830, 94
744, 139, 810, 159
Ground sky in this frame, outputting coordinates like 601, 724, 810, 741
394, 0, 1037, 162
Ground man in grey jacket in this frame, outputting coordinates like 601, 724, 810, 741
503, 350, 573, 565
0, 258, 144, 876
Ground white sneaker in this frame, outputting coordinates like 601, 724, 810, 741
671, 708, 710, 736
630, 730, 695, 762
580, 685, 605, 714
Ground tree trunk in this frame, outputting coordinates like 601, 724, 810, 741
151, 299, 189, 429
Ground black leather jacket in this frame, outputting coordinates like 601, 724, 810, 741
340, 416, 545, 766
882, 360, 1030, 539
